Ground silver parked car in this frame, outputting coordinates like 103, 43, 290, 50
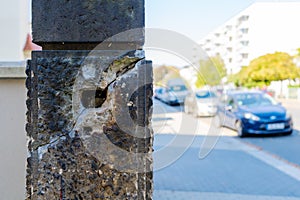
184, 90, 218, 117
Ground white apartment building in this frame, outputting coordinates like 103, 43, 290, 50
199, 2, 300, 74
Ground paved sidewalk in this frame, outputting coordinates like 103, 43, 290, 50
154, 191, 300, 200
153, 135, 300, 200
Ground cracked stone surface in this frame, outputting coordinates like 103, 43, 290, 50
26, 50, 153, 199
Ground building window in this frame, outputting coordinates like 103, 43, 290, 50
226, 25, 232, 30
239, 15, 249, 21
240, 28, 249, 34
241, 53, 248, 59
227, 47, 232, 52
240, 41, 249, 46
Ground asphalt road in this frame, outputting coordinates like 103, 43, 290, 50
152, 98, 300, 200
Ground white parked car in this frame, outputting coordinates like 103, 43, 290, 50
184, 90, 218, 117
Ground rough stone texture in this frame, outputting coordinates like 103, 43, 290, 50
28, 0, 153, 199
26, 50, 153, 199
32, 0, 144, 45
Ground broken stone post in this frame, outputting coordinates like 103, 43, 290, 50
26, 0, 153, 199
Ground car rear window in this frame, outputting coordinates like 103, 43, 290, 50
169, 85, 187, 92
196, 91, 216, 99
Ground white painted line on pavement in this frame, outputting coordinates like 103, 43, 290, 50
203, 133, 300, 182
154, 191, 300, 200
198, 118, 300, 182
232, 138, 300, 182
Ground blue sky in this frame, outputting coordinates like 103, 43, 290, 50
146, 0, 252, 42
145, 0, 300, 66
145, 0, 300, 42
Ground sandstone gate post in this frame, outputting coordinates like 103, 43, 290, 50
26, 1, 153, 199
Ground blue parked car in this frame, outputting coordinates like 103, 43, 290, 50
216, 90, 293, 137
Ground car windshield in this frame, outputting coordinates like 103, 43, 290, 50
169, 85, 187, 92
196, 91, 216, 99
234, 93, 278, 107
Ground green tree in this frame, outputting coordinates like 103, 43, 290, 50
153, 65, 180, 86
195, 55, 226, 88
231, 52, 300, 95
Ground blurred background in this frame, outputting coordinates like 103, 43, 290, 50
2, 0, 300, 199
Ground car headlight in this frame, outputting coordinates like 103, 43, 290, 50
244, 113, 260, 121
285, 111, 292, 119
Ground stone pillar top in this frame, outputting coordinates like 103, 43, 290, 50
32, 0, 144, 48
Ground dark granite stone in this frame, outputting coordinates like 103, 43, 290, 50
32, 0, 144, 45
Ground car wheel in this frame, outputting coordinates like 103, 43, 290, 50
236, 120, 246, 137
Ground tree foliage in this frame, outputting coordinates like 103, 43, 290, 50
232, 52, 300, 88
153, 65, 180, 86
195, 55, 226, 88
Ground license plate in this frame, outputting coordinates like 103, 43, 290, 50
267, 123, 285, 130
